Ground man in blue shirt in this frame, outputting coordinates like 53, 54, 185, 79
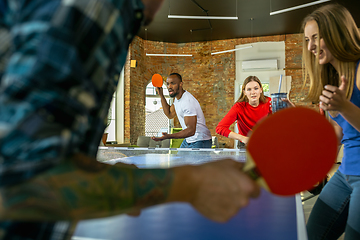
0, 0, 260, 239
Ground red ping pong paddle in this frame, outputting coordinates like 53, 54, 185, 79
152, 74, 163, 88
243, 107, 338, 196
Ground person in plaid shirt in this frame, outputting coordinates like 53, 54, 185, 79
0, 0, 260, 239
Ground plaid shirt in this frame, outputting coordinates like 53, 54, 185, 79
0, 0, 144, 187
0, 0, 144, 238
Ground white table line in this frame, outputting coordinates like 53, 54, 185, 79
99, 147, 245, 152
296, 194, 308, 240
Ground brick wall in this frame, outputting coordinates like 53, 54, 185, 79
124, 33, 315, 147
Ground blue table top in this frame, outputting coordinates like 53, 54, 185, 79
99, 148, 247, 167
73, 150, 307, 240
74, 189, 304, 240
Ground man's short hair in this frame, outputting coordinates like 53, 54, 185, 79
169, 73, 182, 82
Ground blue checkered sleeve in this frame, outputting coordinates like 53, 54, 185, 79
0, 0, 144, 187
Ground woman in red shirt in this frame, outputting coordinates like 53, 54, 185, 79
216, 76, 272, 147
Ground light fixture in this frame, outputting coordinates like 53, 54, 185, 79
146, 53, 192, 57
270, 0, 331, 16
167, 0, 238, 20
168, 15, 238, 20
211, 45, 253, 55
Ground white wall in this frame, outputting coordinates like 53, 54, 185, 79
233, 41, 285, 148
235, 42, 285, 100
106, 95, 116, 142
115, 70, 125, 143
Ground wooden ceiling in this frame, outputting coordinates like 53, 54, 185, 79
138, 0, 360, 43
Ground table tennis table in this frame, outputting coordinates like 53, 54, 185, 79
72, 147, 308, 240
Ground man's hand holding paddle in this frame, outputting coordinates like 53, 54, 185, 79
166, 159, 260, 223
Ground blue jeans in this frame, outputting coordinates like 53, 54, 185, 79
179, 139, 212, 148
307, 170, 360, 240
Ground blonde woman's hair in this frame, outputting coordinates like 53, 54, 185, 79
237, 76, 267, 103
301, 4, 360, 102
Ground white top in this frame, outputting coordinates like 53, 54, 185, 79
173, 91, 212, 143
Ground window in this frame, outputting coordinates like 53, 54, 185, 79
262, 83, 270, 97
145, 82, 172, 137
145, 82, 169, 113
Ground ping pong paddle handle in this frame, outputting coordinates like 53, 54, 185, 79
243, 154, 270, 192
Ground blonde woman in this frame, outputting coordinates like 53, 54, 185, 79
303, 4, 360, 239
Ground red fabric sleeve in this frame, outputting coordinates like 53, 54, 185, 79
216, 104, 239, 137
216, 97, 272, 139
